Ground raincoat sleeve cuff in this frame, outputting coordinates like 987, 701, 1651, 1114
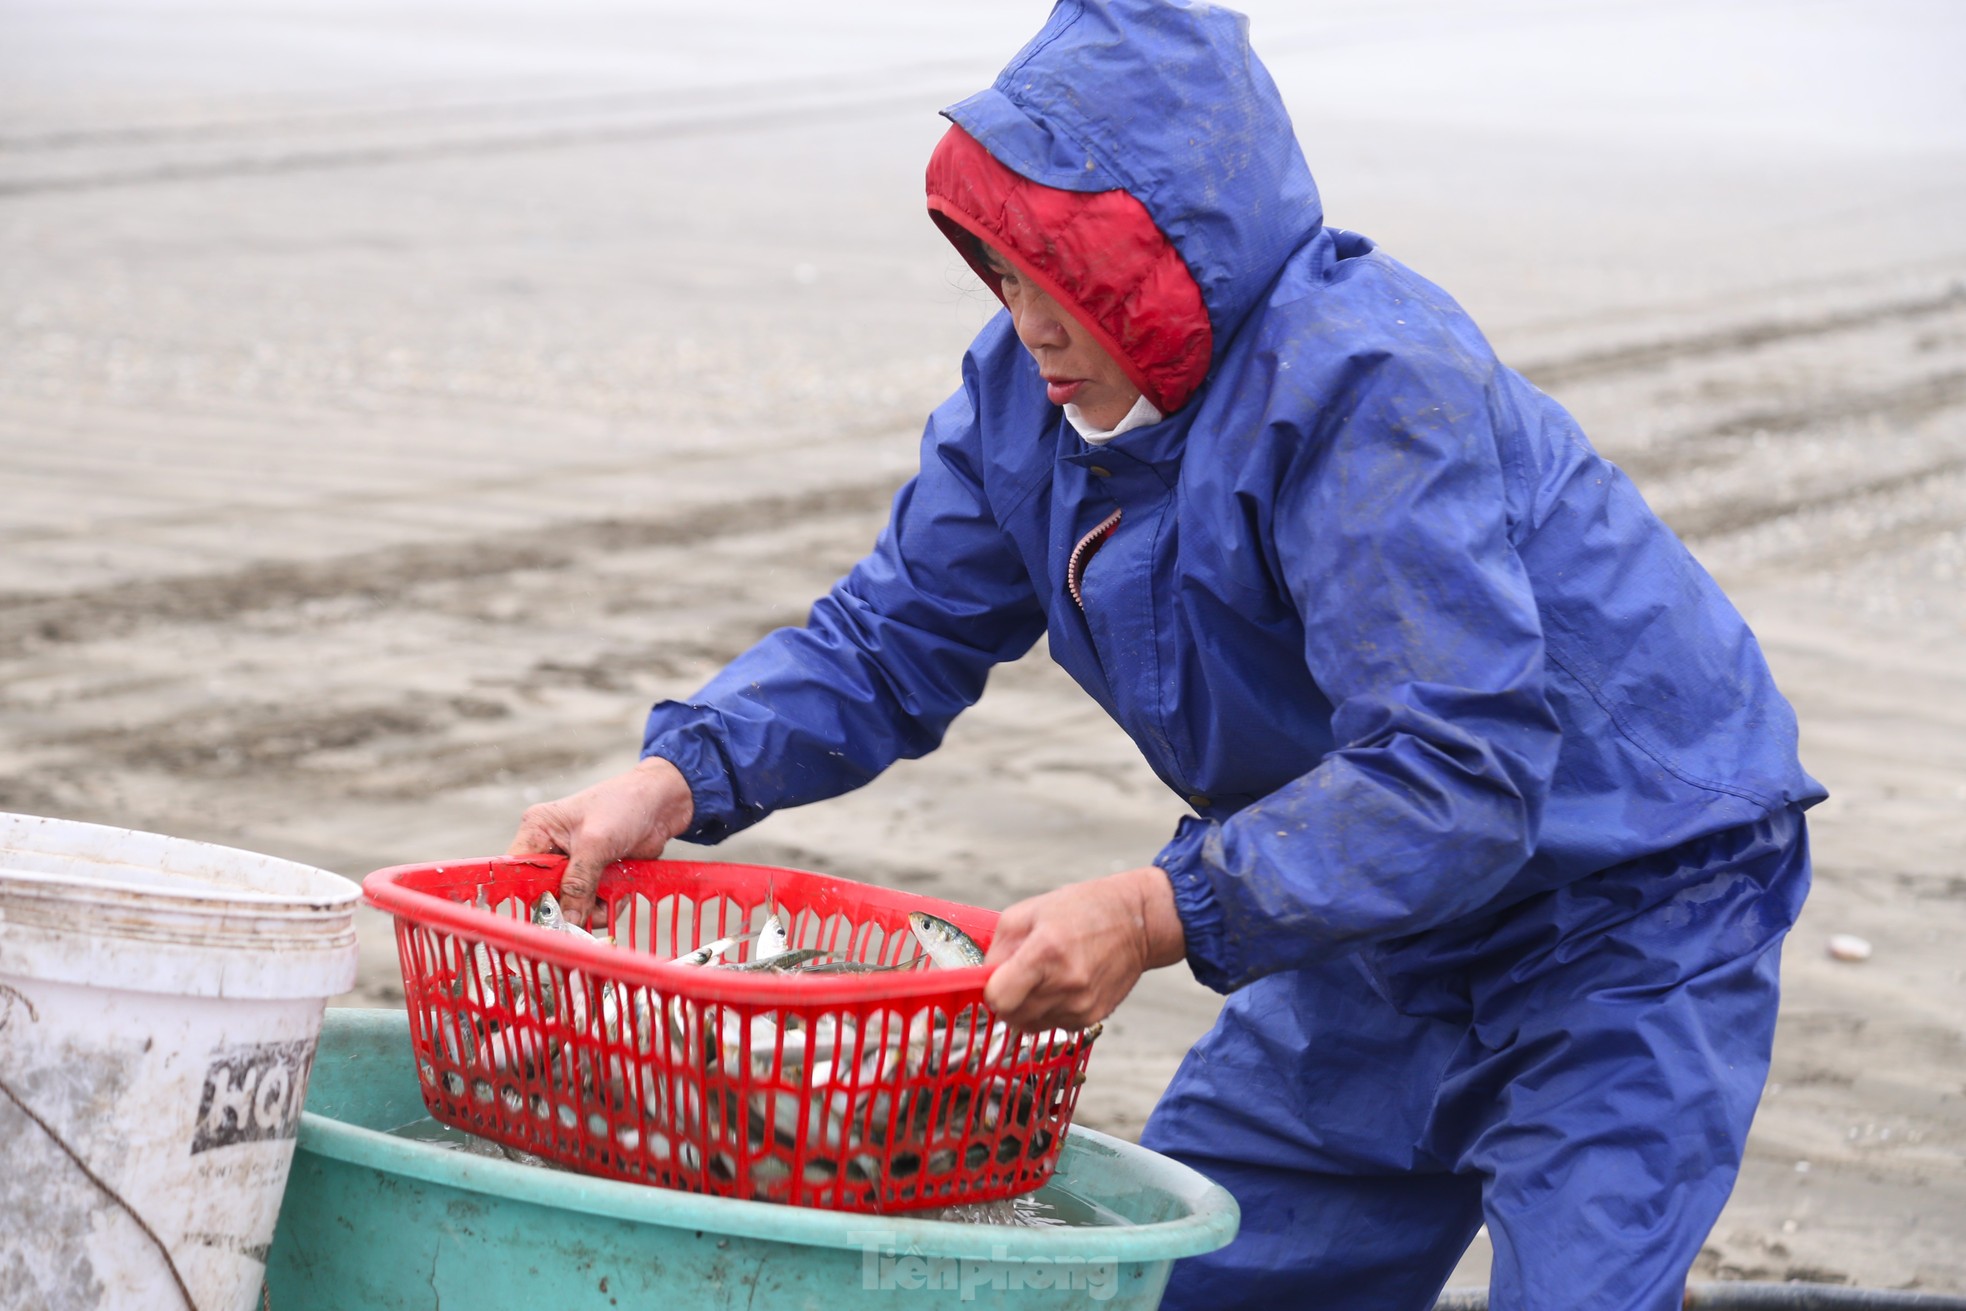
1155, 816, 1237, 994
641, 705, 755, 845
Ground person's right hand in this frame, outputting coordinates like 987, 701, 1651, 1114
505, 756, 695, 923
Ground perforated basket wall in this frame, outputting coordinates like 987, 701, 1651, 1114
362, 857, 1096, 1213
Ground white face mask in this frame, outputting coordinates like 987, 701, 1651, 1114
1065, 393, 1164, 444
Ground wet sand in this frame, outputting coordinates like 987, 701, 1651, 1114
2, 0, 1962, 1293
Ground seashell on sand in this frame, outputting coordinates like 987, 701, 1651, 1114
1826, 933, 1873, 963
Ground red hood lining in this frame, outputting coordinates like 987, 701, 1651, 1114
926, 202, 1171, 417
925, 125, 1212, 415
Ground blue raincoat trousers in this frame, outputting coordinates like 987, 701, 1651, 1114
641, 3, 1825, 1306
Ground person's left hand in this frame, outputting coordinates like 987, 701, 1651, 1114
982, 866, 1188, 1030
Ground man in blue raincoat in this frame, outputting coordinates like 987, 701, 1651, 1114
509, 2, 1825, 1305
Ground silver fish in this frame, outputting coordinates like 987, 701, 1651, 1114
717, 1011, 803, 1071
530, 892, 621, 1044
672, 931, 756, 968
531, 890, 568, 932
715, 947, 834, 973
908, 911, 985, 969
795, 960, 906, 975
471, 941, 516, 1010
755, 907, 789, 962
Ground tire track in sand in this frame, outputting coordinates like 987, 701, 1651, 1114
0, 478, 897, 657
1521, 284, 1966, 387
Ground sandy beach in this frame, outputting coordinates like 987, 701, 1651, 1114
2, 0, 1962, 1293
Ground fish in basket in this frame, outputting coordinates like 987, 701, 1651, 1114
362, 857, 1101, 1212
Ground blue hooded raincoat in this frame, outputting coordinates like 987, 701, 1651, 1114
642, 3, 1825, 1306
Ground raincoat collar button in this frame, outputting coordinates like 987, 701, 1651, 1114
1062, 446, 1179, 492
1186, 793, 1211, 809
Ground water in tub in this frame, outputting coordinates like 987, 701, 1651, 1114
379, 1115, 1129, 1227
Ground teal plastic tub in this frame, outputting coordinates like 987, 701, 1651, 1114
266, 1009, 1237, 1310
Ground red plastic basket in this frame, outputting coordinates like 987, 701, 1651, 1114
362, 856, 1097, 1213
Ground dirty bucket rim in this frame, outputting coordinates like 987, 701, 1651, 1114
0, 811, 361, 910
295, 1107, 1239, 1264
0, 814, 362, 998
0, 867, 360, 914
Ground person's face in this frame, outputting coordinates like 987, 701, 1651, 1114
981, 244, 1142, 431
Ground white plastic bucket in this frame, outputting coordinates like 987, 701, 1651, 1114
0, 813, 360, 1311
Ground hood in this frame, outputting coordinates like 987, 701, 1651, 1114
927, 124, 1213, 413
934, 0, 1322, 401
